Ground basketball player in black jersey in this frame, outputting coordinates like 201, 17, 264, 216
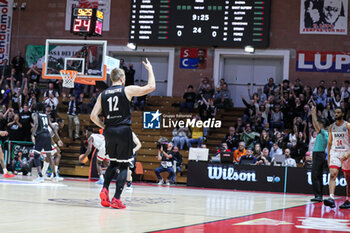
32, 103, 63, 182
91, 58, 155, 209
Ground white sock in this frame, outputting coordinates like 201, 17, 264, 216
3, 168, 8, 174
42, 162, 49, 176
330, 194, 335, 199
55, 165, 58, 174
99, 175, 104, 180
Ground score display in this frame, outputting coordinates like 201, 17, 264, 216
129, 0, 271, 47
71, 8, 104, 37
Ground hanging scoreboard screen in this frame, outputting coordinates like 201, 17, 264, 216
71, 8, 104, 37
129, 0, 271, 47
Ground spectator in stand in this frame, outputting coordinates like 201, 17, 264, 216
241, 95, 258, 124
283, 148, 297, 167
304, 152, 313, 169
28, 92, 37, 112
200, 96, 216, 120
223, 126, 239, 151
63, 93, 80, 140
200, 84, 215, 101
155, 143, 175, 185
329, 80, 340, 97
269, 143, 283, 159
240, 124, 255, 148
20, 104, 32, 142
313, 80, 325, 94
259, 129, 272, 150
216, 78, 225, 92
172, 126, 189, 150
10, 78, 25, 112
198, 77, 210, 94
314, 86, 327, 109
263, 77, 276, 97
187, 115, 204, 148
253, 143, 263, 157
322, 101, 335, 124
214, 83, 232, 110
29, 81, 40, 102
270, 105, 284, 131
234, 117, 244, 134
171, 146, 183, 183
45, 106, 56, 122
292, 131, 308, 162
7, 113, 23, 141
44, 83, 59, 99
281, 80, 290, 95
26, 65, 40, 84
331, 93, 342, 108
239, 147, 257, 165
11, 52, 25, 79
233, 141, 246, 163
180, 85, 196, 112
214, 142, 231, 157
293, 79, 304, 97
341, 80, 350, 103
0, 84, 11, 107
274, 131, 285, 149
256, 148, 272, 166
125, 63, 135, 86
87, 90, 99, 114
44, 93, 59, 116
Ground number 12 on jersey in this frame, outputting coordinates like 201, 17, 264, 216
107, 96, 119, 112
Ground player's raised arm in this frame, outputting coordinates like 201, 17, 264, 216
90, 94, 105, 129
125, 58, 156, 100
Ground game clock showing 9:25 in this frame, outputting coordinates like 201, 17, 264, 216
70, 8, 104, 37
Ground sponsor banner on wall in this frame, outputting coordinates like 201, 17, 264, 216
4, 140, 34, 164
296, 51, 350, 73
187, 161, 285, 192
300, 0, 348, 35
187, 162, 347, 195
65, 0, 111, 31
0, 0, 13, 65
286, 167, 346, 196
180, 48, 207, 69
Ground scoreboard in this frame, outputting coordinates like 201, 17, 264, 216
71, 8, 104, 37
129, 0, 271, 47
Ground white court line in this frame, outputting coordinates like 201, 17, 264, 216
0, 179, 67, 187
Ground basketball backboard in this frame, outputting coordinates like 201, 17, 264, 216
42, 39, 107, 85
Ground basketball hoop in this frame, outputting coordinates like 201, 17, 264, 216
60, 70, 78, 88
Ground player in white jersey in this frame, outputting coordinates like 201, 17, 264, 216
324, 107, 350, 209
42, 118, 64, 181
79, 127, 109, 184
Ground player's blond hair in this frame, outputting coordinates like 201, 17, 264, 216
110, 68, 125, 82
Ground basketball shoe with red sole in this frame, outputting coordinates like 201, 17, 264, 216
3, 173, 15, 178
99, 187, 110, 207
110, 197, 126, 209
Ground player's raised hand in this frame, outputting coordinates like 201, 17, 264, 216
142, 58, 153, 71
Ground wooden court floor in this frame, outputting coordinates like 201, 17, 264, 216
0, 176, 349, 233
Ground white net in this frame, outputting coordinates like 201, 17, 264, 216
60, 70, 78, 88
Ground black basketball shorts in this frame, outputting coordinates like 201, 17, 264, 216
104, 125, 133, 161
34, 132, 53, 153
